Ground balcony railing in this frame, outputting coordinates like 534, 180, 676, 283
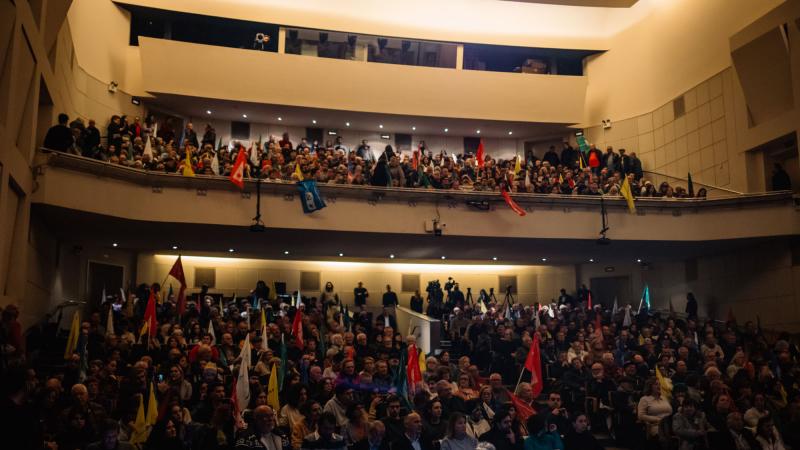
39, 149, 795, 212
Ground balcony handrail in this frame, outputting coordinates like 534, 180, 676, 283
38, 148, 795, 211
642, 170, 744, 195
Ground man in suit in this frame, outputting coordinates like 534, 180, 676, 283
389, 412, 432, 450
376, 307, 397, 331
382, 285, 399, 308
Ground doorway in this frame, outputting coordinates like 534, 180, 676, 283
759, 132, 798, 192
590, 276, 631, 308
87, 262, 124, 308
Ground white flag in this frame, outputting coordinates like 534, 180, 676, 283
106, 305, 114, 336
235, 335, 252, 416
249, 145, 259, 166
207, 320, 216, 345
261, 321, 269, 352
143, 133, 153, 159
612, 297, 618, 317
101, 286, 107, 304
211, 151, 220, 175
623, 306, 632, 327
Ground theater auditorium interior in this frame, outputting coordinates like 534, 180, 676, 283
2, 0, 800, 449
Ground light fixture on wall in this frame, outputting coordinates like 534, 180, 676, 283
107, 81, 118, 93
602, 119, 612, 129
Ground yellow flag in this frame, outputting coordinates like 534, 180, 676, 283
267, 363, 280, 412
183, 148, 195, 177
261, 307, 267, 329
579, 153, 585, 170
419, 350, 427, 373
655, 366, 672, 400
294, 161, 303, 180
558, 173, 564, 184
620, 176, 636, 214
64, 310, 81, 359
129, 394, 149, 444
146, 382, 158, 426
514, 155, 522, 175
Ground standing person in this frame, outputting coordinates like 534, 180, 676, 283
82, 119, 101, 157
685, 293, 698, 321
382, 285, 398, 308
772, 163, 792, 191
354, 282, 369, 308
183, 123, 199, 149
44, 113, 74, 151
630, 152, 643, 180
409, 290, 424, 314
440, 412, 478, 450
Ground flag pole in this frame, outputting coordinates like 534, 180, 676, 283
514, 366, 526, 392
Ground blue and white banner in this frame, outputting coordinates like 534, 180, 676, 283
297, 180, 327, 213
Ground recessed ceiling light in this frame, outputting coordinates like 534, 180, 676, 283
492, 257, 498, 261
277, 117, 282, 121
379, 124, 384, 129
589, 258, 594, 262
338, 252, 344, 257
228, 248, 235, 252
206, 110, 212, 115
412, 126, 416, 131
284, 250, 290, 255
444, 128, 449, 133
441, 256, 447, 260
172, 245, 178, 250
112, 243, 118, 247
312, 119, 317, 124
541, 258, 547, 262
242, 114, 247, 118
345, 122, 350, 127
476, 130, 481, 134
637, 258, 642, 263
389, 254, 395, 259
508, 131, 513, 135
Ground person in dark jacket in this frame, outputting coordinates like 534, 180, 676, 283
82, 119, 101, 157
560, 142, 577, 169
299, 412, 346, 450
685, 292, 698, 320
183, 123, 199, 148
389, 412, 433, 450
201, 124, 216, 148
601, 146, 620, 172
629, 152, 644, 180
351, 420, 389, 450
543, 146, 560, 167
772, 163, 792, 191
43, 113, 74, 151
479, 408, 523, 450
563, 413, 602, 450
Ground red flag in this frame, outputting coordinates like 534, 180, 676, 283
524, 334, 543, 398
476, 139, 485, 168
168, 256, 186, 286
291, 309, 304, 349
587, 292, 592, 311
143, 289, 157, 337
508, 390, 536, 423
412, 147, 420, 170
229, 148, 247, 189
407, 344, 423, 392
501, 188, 526, 216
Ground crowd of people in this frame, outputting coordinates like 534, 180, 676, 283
43, 113, 708, 198
2, 275, 799, 450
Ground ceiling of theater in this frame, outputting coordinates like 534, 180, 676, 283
501, 0, 639, 6
146, 94, 575, 141
34, 205, 788, 266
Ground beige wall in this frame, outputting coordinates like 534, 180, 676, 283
137, 254, 576, 307
583, 0, 784, 125
138, 38, 588, 125
578, 238, 800, 331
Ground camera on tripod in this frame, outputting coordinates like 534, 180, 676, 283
444, 277, 456, 292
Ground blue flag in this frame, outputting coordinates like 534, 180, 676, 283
297, 180, 326, 214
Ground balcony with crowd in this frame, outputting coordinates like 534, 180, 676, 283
37, 112, 744, 200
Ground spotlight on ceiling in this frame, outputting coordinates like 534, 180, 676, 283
206, 110, 212, 115
112, 243, 118, 247
284, 250, 290, 255
277, 117, 283, 121
242, 114, 247, 119
389, 254, 395, 259
228, 248, 235, 253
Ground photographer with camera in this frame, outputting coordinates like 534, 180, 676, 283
253, 32, 271, 51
